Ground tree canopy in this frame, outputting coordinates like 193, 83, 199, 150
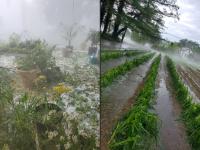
101, 0, 179, 43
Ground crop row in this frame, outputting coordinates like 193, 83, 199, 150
101, 50, 146, 62
101, 53, 154, 88
108, 55, 161, 150
166, 57, 200, 149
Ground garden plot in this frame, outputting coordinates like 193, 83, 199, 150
0, 39, 99, 150
177, 65, 200, 102
155, 57, 190, 150
101, 52, 156, 150
101, 51, 147, 74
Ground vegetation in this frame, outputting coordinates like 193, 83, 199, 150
0, 32, 99, 149
101, 0, 179, 43
166, 57, 200, 149
17, 39, 64, 83
101, 53, 154, 88
109, 54, 161, 149
101, 50, 146, 62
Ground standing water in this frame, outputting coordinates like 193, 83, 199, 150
155, 56, 190, 150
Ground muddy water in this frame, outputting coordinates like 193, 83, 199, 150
155, 57, 190, 150
101, 55, 142, 74
101, 56, 155, 150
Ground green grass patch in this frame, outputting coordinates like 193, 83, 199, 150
101, 53, 154, 88
166, 57, 200, 149
109, 55, 161, 150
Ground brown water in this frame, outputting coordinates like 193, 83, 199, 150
101, 57, 154, 150
155, 57, 191, 150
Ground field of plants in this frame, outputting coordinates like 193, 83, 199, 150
0, 36, 99, 150
101, 50, 200, 150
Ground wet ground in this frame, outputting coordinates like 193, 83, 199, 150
101, 54, 143, 74
101, 56, 155, 150
155, 57, 190, 150
177, 65, 200, 102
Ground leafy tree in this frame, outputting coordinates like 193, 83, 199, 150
101, 0, 179, 42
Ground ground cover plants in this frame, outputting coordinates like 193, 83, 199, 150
101, 50, 146, 62
166, 57, 200, 149
108, 55, 161, 150
101, 52, 155, 88
0, 34, 99, 149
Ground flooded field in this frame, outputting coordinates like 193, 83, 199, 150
101, 51, 156, 150
101, 49, 200, 150
155, 57, 190, 150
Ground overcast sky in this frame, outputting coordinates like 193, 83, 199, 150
162, 0, 200, 43
0, 0, 99, 48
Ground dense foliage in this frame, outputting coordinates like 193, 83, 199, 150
18, 40, 64, 83
166, 57, 200, 149
101, 53, 154, 88
101, 0, 179, 42
109, 55, 161, 149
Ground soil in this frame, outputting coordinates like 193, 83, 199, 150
17, 69, 41, 90
177, 65, 200, 101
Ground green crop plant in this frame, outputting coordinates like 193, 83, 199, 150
101, 53, 155, 88
101, 50, 146, 62
109, 55, 161, 150
166, 57, 200, 149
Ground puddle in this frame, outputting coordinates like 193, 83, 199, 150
155, 57, 190, 150
101, 57, 154, 150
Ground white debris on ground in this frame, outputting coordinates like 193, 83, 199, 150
56, 51, 100, 148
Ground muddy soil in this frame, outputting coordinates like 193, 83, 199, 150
155, 57, 190, 150
177, 65, 200, 102
100, 56, 155, 150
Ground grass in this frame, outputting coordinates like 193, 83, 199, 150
166, 57, 200, 149
108, 54, 161, 150
101, 50, 146, 62
101, 53, 155, 88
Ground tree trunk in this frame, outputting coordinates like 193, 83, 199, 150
100, 0, 106, 26
112, 0, 125, 38
102, 0, 115, 34
121, 28, 127, 43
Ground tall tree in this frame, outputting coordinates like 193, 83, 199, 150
101, 0, 179, 43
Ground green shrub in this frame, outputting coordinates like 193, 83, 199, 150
18, 40, 64, 83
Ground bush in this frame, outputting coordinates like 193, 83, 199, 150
18, 40, 64, 83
